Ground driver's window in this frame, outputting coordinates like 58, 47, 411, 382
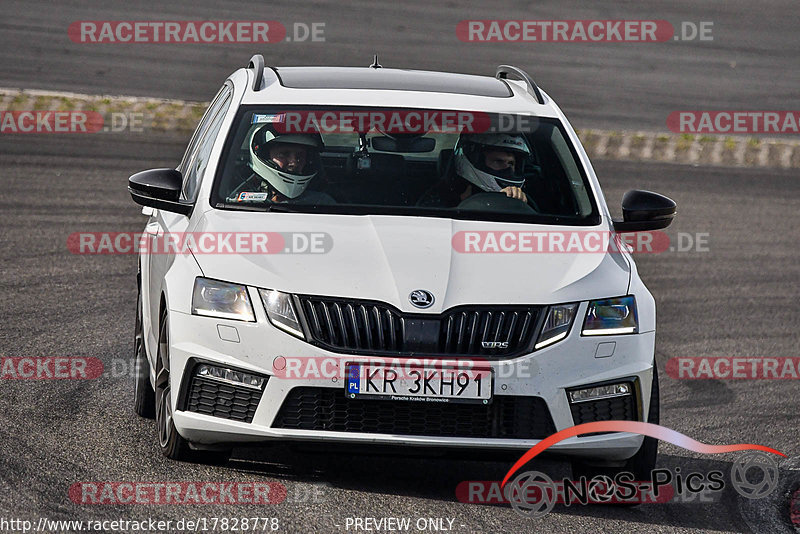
180, 87, 233, 201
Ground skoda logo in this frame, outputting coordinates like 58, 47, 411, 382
409, 289, 434, 309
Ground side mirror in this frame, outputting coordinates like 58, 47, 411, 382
613, 190, 676, 232
128, 168, 192, 215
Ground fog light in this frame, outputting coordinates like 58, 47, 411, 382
196, 364, 267, 390
568, 382, 632, 403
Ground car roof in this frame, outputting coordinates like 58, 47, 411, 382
272, 67, 513, 98
235, 61, 559, 116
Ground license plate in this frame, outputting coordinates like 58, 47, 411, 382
344, 363, 493, 404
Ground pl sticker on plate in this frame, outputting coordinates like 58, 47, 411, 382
236, 191, 269, 202
346, 364, 361, 395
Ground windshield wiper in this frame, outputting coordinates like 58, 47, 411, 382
264, 203, 299, 212
217, 203, 270, 212
217, 202, 300, 213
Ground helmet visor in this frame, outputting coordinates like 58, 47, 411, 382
479, 148, 527, 186
254, 141, 319, 177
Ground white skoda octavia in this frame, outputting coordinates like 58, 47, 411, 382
130, 55, 675, 478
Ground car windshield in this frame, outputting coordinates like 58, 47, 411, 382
210, 106, 599, 225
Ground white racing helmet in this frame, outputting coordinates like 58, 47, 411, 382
249, 124, 323, 199
453, 133, 531, 192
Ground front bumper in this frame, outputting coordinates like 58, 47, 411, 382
166, 301, 655, 461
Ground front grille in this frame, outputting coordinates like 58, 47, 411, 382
569, 395, 637, 426
185, 376, 263, 423
272, 387, 556, 439
297, 295, 541, 357
298, 297, 404, 352
439, 308, 537, 356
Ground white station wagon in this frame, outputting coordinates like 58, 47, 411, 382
130, 55, 675, 479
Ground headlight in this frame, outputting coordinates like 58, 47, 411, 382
583, 296, 638, 335
535, 303, 578, 349
259, 289, 304, 339
191, 278, 255, 322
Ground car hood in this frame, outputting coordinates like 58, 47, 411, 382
189, 210, 630, 314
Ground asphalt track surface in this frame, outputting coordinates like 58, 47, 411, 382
1, 2, 800, 533
1, 131, 799, 533
2, 0, 800, 131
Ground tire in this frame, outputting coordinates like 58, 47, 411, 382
571, 366, 660, 482
154, 308, 230, 464
133, 288, 156, 419
621, 365, 659, 480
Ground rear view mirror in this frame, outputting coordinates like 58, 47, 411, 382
613, 190, 676, 232
371, 136, 436, 153
128, 168, 192, 215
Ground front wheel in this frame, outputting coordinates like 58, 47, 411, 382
133, 288, 155, 419
154, 309, 230, 464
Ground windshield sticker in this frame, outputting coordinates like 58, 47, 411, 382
251, 113, 285, 124
235, 191, 269, 202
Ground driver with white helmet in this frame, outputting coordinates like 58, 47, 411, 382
229, 122, 329, 203
418, 133, 532, 207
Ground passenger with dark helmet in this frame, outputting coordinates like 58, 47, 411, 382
418, 133, 533, 207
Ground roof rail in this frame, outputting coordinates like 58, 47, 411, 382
247, 54, 265, 91
495, 65, 545, 104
